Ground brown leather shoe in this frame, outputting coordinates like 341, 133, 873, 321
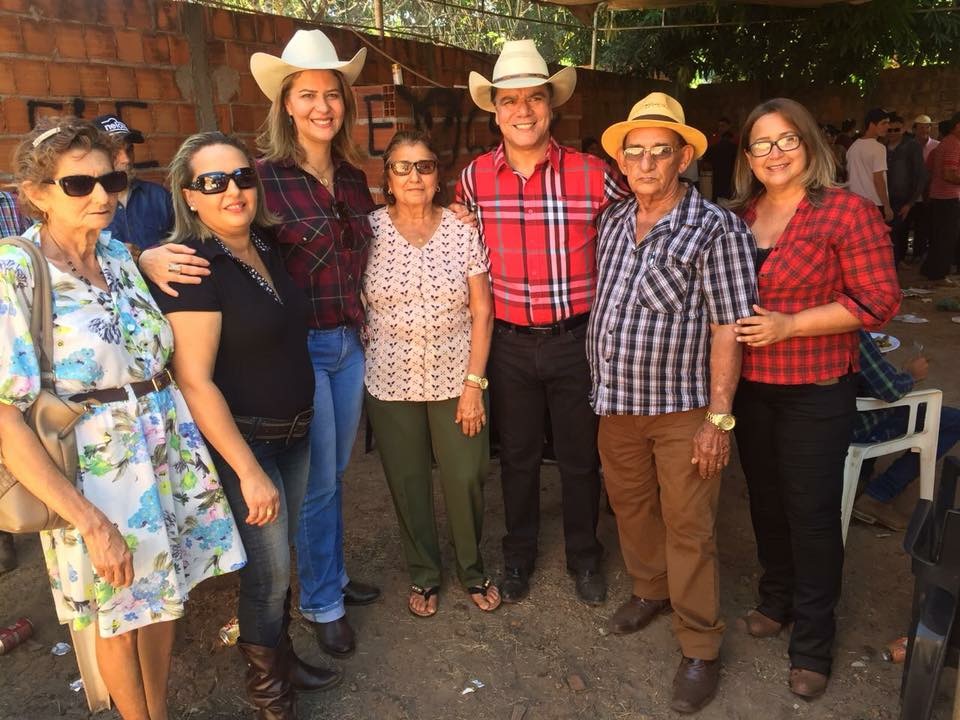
789, 667, 828, 699
670, 656, 720, 714
736, 609, 783, 638
608, 596, 671, 635
310, 616, 355, 659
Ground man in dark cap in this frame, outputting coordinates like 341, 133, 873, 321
93, 115, 174, 252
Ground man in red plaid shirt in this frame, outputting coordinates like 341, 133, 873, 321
456, 40, 628, 606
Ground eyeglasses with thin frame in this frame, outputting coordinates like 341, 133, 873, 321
746, 134, 803, 158
43, 171, 128, 197
333, 200, 358, 251
386, 160, 438, 176
186, 167, 258, 195
622, 145, 680, 162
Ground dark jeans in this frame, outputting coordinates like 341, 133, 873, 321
922, 198, 960, 280
890, 204, 911, 266
488, 321, 603, 573
211, 434, 310, 647
908, 201, 933, 259
734, 376, 857, 675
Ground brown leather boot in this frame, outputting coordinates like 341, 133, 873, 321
237, 641, 298, 720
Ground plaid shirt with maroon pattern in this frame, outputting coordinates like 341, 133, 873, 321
257, 157, 375, 330
455, 139, 629, 325
739, 188, 901, 385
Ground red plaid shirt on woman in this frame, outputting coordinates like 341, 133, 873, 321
257, 157, 375, 330
455, 139, 628, 325
738, 188, 900, 385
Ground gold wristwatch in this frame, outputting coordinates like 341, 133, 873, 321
705, 411, 736, 431
465, 374, 489, 390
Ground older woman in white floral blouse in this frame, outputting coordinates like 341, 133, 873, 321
363, 130, 498, 617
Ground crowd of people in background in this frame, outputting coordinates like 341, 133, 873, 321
0, 28, 959, 720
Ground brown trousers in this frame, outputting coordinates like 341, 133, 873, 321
599, 408, 725, 659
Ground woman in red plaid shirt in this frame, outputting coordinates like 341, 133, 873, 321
727, 98, 900, 699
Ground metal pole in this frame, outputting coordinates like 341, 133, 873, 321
374, 0, 385, 36
590, 2, 604, 69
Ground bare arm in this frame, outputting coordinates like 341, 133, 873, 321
456, 273, 494, 437
138, 244, 211, 298
691, 324, 741, 479
0, 404, 133, 587
734, 301, 860, 347
166, 312, 279, 526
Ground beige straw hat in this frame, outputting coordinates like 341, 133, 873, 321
250, 29, 366, 101
601, 92, 708, 160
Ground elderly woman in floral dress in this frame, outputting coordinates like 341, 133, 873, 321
0, 117, 245, 720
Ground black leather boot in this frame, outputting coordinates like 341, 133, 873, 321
237, 641, 298, 720
281, 593, 342, 693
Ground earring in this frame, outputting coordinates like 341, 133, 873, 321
189, 206, 196, 211
288, 114, 294, 125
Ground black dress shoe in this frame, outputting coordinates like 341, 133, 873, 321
500, 567, 530, 604
571, 569, 607, 606
311, 616, 355, 659
343, 580, 380, 606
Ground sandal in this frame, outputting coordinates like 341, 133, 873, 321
408, 585, 439, 618
467, 578, 502, 613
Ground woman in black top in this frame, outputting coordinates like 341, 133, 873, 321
149, 132, 338, 720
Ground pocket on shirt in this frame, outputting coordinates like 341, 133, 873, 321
775, 239, 833, 288
635, 263, 693, 315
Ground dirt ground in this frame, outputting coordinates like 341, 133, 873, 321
1, 263, 960, 720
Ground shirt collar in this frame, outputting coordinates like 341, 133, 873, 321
614, 182, 705, 237
493, 137, 562, 175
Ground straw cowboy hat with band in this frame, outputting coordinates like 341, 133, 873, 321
250, 29, 367, 101
468, 39, 576, 113
601, 92, 708, 160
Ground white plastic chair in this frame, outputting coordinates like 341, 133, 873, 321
841, 388, 943, 544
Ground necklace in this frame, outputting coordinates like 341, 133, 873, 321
303, 160, 334, 188
45, 229, 116, 316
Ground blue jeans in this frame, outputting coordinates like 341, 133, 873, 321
212, 435, 310, 647
863, 405, 960, 503
297, 327, 365, 623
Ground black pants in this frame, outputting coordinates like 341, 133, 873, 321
908, 201, 932, 259
890, 203, 911, 266
922, 198, 960, 280
734, 376, 856, 675
488, 321, 603, 573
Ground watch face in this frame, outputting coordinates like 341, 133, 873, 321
480, 378, 489, 390
719, 416, 736, 431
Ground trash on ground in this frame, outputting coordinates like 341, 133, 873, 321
460, 678, 485, 695
219, 617, 240, 646
851, 660, 867, 668
902, 287, 934, 296
567, 673, 588, 692
69, 678, 84, 693
952, 317, 960, 325
935, 298, 960, 312
881, 637, 908, 664
0, 617, 34, 655
893, 314, 929, 324
51, 642, 72, 656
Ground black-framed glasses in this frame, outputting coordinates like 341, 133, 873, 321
622, 145, 680, 162
186, 167, 258, 194
43, 171, 128, 197
747, 134, 803, 157
333, 200, 357, 250
386, 160, 438, 176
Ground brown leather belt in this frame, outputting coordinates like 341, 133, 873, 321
495, 313, 589, 336
69, 368, 174, 405
233, 408, 314, 442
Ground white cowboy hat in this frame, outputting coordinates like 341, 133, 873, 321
601, 92, 708, 160
250, 29, 367, 101
468, 39, 576, 113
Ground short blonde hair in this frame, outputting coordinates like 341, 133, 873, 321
728, 98, 837, 212
166, 132, 278, 244
13, 116, 119, 220
256, 70, 364, 167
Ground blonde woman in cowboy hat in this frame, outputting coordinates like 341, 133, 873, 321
140, 29, 382, 662
456, 40, 629, 608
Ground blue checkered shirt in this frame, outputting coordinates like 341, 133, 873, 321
852, 330, 915, 442
587, 185, 757, 416
0, 192, 29, 238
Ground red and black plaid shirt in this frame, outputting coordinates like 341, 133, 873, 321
455, 139, 628, 325
739, 188, 900, 384
257, 157, 375, 330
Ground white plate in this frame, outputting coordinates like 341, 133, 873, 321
870, 332, 900, 353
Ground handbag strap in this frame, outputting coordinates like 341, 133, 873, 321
0, 235, 57, 390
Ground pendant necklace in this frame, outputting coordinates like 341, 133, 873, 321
45, 229, 116, 316
304, 160, 333, 188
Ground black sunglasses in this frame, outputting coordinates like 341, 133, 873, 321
333, 200, 358, 251
386, 160, 438, 176
186, 167, 258, 194
43, 171, 128, 197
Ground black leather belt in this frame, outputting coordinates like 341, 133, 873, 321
495, 314, 589, 336
233, 408, 314, 442
70, 368, 173, 405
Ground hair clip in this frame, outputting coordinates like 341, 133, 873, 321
32, 127, 62, 148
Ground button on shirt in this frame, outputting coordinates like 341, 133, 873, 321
455, 139, 629, 326
739, 188, 901, 385
363, 208, 490, 402
257, 157, 375, 330
588, 186, 757, 416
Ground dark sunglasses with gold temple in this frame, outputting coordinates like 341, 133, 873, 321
186, 167, 258, 195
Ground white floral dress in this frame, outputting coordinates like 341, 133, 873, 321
0, 225, 246, 636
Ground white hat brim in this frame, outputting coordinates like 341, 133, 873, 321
601, 118, 709, 160
468, 66, 576, 113
250, 47, 367, 101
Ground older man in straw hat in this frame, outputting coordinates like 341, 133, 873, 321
588, 92, 756, 713
456, 39, 629, 606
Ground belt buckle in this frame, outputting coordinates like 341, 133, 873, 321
151, 368, 171, 394
527, 324, 555, 335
